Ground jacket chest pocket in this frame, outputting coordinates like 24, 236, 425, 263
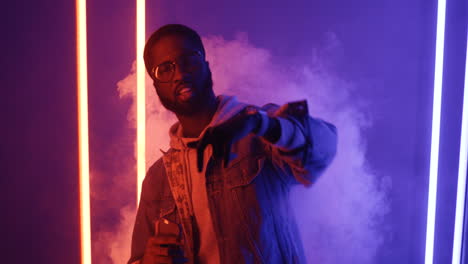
225, 155, 265, 189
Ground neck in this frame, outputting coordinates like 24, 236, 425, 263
176, 97, 218, 138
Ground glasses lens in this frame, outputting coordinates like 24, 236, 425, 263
155, 62, 174, 82
154, 51, 202, 82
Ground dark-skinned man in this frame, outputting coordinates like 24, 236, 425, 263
128, 24, 337, 264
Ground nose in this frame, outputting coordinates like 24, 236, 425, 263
172, 63, 191, 83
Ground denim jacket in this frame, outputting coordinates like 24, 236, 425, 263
128, 96, 337, 264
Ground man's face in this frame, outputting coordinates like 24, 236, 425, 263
150, 34, 212, 115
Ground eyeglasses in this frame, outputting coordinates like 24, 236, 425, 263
151, 51, 203, 83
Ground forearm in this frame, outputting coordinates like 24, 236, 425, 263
253, 110, 306, 151
253, 101, 337, 186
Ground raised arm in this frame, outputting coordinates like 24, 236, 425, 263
258, 100, 337, 186
193, 100, 337, 187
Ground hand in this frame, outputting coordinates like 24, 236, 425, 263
141, 235, 187, 264
193, 106, 261, 172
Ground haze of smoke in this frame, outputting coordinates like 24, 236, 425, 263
89, 143, 136, 263
93, 203, 135, 264
98, 33, 389, 263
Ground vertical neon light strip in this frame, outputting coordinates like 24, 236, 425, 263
136, 0, 146, 204
76, 0, 92, 263
425, 0, 447, 262
452, 32, 468, 264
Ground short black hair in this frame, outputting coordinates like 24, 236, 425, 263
143, 24, 206, 79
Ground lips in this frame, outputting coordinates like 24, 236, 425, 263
176, 84, 193, 95
176, 85, 194, 101
178, 87, 192, 95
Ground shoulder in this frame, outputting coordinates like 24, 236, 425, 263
147, 157, 165, 177
141, 157, 170, 201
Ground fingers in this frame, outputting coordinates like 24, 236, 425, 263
151, 246, 183, 257
143, 236, 187, 264
223, 141, 232, 168
212, 138, 224, 160
196, 128, 213, 172
146, 255, 187, 264
153, 246, 170, 256
196, 141, 207, 173
152, 256, 172, 264
148, 235, 183, 247
172, 256, 189, 264
196, 123, 244, 171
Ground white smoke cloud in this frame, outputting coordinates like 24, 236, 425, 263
93, 205, 136, 264
95, 32, 390, 263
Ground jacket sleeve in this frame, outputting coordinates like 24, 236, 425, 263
260, 100, 337, 187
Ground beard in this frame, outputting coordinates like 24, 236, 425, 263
156, 68, 214, 116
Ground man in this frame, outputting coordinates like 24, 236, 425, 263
128, 24, 337, 264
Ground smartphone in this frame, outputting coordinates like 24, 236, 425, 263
155, 217, 181, 237
287, 100, 308, 117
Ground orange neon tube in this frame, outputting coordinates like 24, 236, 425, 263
76, 0, 92, 263
136, 0, 146, 204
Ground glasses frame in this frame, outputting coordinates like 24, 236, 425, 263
151, 50, 203, 83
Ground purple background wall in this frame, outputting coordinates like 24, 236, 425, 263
2, 0, 467, 263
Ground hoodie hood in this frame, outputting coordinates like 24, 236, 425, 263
168, 95, 248, 150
